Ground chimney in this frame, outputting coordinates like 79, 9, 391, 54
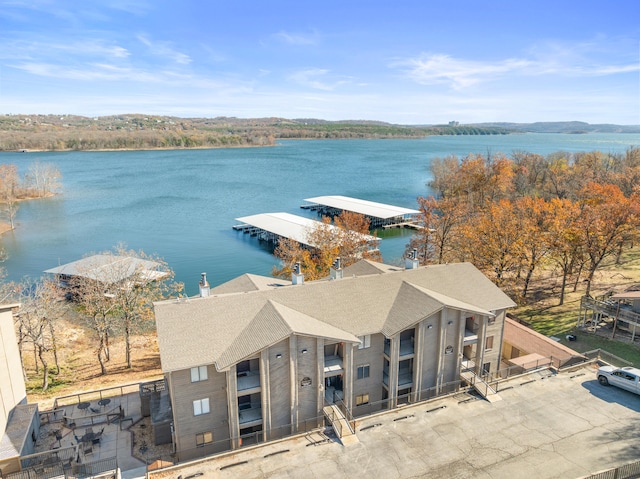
330, 257, 343, 280
405, 248, 420, 270
291, 262, 304, 285
199, 272, 210, 297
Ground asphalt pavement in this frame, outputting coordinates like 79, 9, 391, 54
148, 365, 640, 479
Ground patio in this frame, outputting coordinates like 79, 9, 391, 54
16, 387, 157, 478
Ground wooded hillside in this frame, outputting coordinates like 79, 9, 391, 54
0, 114, 511, 151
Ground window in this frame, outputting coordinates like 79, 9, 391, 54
190, 365, 208, 382
357, 364, 370, 380
358, 335, 371, 349
485, 336, 494, 350
356, 393, 369, 406
445, 345, 454, 355
196, 431, 213, 447
193, 398, 210, 416
488, 316, 496, 325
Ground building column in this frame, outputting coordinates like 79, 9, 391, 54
260, 350, 271, 441
388, 336, 400, 408
226, 366, 240, 448
316, 340, 324, 414
289, 336, 298, 433
475, 316, 487, 374
435, 309, 446, 393
343, 343, 354, 412
414, 321, 426, 401
456, 310, 465, 374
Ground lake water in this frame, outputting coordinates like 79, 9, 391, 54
1, 133, 639, 295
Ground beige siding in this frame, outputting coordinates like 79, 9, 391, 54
170, 365, 229, 453
296, 336, 319, 422
267, 339, 291, 430
352, 333, 385, 404
419, 314, 440, 390
441, 310, 461, 383
0, 306, 26, 438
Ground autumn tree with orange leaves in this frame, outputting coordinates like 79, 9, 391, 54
575, 183, 640, 297
415, 148, 640, 303
273, 211, 380, 281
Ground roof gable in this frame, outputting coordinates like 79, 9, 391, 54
210, 273, 289, 295
215, 300, 360, 371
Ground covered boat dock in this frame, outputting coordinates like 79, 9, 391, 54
233, 212, 380, 251
301, 195, 420, 229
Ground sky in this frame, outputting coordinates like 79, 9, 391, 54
1, 0, 639, 124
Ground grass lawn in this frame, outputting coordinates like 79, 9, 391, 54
512, 248, 640, 367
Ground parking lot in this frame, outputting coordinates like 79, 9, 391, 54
150, 365, 640, 479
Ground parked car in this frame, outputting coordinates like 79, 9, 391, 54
597, 366, 640, 395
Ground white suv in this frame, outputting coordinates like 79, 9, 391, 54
597, 366, 640, 395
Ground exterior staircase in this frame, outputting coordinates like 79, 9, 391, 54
460, 369, 502, 403
322, 405, 359, 446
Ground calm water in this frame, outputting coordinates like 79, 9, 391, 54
1, 133, 639, 294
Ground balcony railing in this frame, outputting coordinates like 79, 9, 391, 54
399, 339, 415, 357
398, 369, 413, 387
463, 329, 478, 345
324, 355, 344, 376
383, 340, 415, 357
237, 371, 260, 392
238, 405, 262, 426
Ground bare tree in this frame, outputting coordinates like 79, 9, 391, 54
14, 278, 65, 391
0, 164, 20, 229
70, 247, 181, 373
24, 161, 62, 197
111, 245, 181, 368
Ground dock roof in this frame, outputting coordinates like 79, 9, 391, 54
44, 254, 167, 284
303, 195, 419, 220
235, 212, 379, 248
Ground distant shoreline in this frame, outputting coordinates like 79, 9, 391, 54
3, 144, 276, 154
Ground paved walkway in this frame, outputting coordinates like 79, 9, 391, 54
149, 366, 640, 479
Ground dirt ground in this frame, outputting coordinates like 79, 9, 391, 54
24, 315, 163, 410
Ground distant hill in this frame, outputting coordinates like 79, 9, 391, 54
1, 114, 638, 151
469, 121, 640, 134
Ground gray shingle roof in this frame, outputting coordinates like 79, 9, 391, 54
209, 274, 290, 295
154, 262, 516, 373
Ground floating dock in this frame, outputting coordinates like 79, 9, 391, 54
302, 195, 420, 229
233, 212, 380, 251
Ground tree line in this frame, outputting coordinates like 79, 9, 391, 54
407, 148, 640, 304
0, 114, 512, 151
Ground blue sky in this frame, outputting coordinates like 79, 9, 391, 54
1, 0, 639, 124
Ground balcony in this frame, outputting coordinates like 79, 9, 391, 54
324, 355, 344, 377
238, 404, 262, 427
237, 371, 260, 393
463, 329, 478, 346
398, 369, 413, 387
399, 338, 415, 357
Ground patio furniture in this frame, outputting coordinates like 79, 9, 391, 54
77, 402, 90, 413
98, 398, 111, 408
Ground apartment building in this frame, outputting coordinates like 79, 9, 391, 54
153, 259, 516, 459
0, 303, 39, 476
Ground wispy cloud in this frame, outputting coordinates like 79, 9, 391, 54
395, 54, 533, 89
0, 39, 130, 62
137, 35, 191, 65
288, 68, 350, 91
274, 30, 319, 46
396, 40, 640, 90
